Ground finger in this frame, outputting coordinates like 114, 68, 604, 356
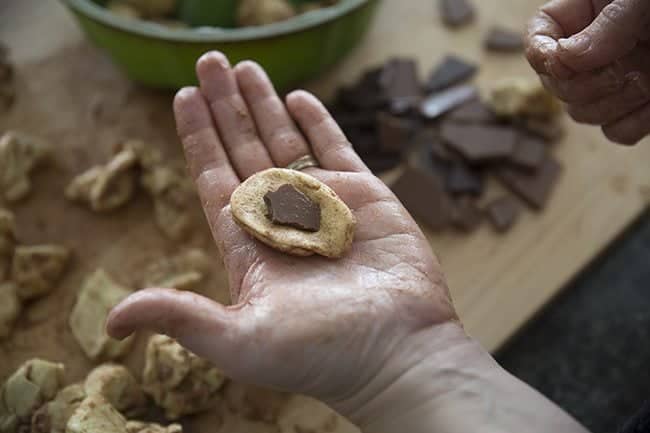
234, 61, 312, 168
602, 101, 650, 145
567, 72, 650, 124
174, 86, 240, 222
196, 51, 274, 179
106, 288, 251, 376
286, 90, 369, 173
557, 0, 649, 72
539, 63, 626, 104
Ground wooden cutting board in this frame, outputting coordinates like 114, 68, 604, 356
0, 0, 648, 432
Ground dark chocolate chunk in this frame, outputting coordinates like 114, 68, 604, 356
420, 85, 478, 119
379, 58, 421, 113
362, 153, 402, 174
450, 197, 483, 232
509, 135, 547, 170
484, 27, 524, 52
337, 67, 386, 110
333, 110, 376, 131
427, 56, 478, 92
407, 139, 451, 177
349, 130, 378, 156
486, 196, 521, 232
377, 112, 415, 153
440, 123, 517, 163
445, 162, 484, 196
447, 100, 498, 124
264, 184, 321, 232
391, 164, 452, 230
519, 117, 566, 143
439, 0, 475, 28
496, 156, 563, 209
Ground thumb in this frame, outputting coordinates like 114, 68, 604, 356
106, 288, 251, 374
557, 0, 649, 72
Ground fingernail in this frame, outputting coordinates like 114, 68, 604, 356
558, 34, 591, 54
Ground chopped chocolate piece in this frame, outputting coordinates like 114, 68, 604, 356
447, 100, 498, 124
450, 197, 483, 232
445, 162, 484, 196
439, 0, 475, 28
427, 56, 478, 92
379, 58, 421, 112
420, 85, 478, 119
391, 164, 452, 230
413, 129, 454, 163
484, 27, 524, 52
509, 135, 547, 170
496, 157, 563, 209
362, 153, 402, 174
264, 184, 321, 232
377, 112, 415, 153
486, 196, 521, 232
349, 130, 378, 156
519, 117, 566, 143
333, 110, 376, 131
337, 68, 386, 110
441, 123, 516, 163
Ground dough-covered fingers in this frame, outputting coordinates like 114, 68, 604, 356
539, 63, 626, 104
603, 101, 650, 145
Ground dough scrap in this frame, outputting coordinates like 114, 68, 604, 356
237, 0, 296, 26
277, 396, 345, 433
0, 131, 51, 202
141, 248, 211, 290
224, 382, 289, 424
65, 394, 126, 433
11, 244, 71, 301
84, 364, 146, 417
142, 334, 226, 420
231, 168, 356, 258
69, 269, 134, 361
31, 384, 86, 433
106, 1, 142, 19
0, 282, 20, 339
125, 421, 183, 433
487, 78, 561, 119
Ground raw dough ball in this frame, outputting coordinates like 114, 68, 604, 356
84, 364, 146, 417
224, 382, 289, 424
31, 384, 86, 433
0, 131, 51, 202
11, 244, 71, 301
66, 394, 127, 433
125, 421, 183, 433
237, 0, 296, 26
141, 248, 211, 291
142, 335, 226, 420
0, 359, 65, 432
65, 146, 139, 212
487, 78, 561, 119
69, 269, 134, 361
106, 1, 142, 19
277, 395, 352, 433
0, 282, 20, 339
230, 168, 356, 258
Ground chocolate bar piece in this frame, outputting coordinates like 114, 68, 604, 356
450, 197, 483, 232
485, 27, 524, 52
377, 112, 416, 153
379, 58, 421, 113
519, 117, 566, 143
439, 0, 475, 28
427, 56, 478, 92
264, 184, 321, 232
447, 100, 498, 124
509, 134, 547, 170
441, 123, 516, 163
486, 196, 521, 232
446, 162, 484, 196
363, 153, 402, 174
420, 85, 478, 119
337, 67, 386, 110
496, 156, 563, 209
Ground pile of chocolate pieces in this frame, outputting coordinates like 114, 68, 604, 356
329, 56, 565, 234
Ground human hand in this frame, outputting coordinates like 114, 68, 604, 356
527, 0, 650, 144
106, 51, 460, 411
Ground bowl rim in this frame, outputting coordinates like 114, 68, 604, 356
60, 0, 371, 42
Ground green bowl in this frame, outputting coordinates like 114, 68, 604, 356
60, 0, 380, 90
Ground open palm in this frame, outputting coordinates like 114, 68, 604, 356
107, 52, 457, 405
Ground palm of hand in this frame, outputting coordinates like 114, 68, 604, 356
107, 52, 455, 403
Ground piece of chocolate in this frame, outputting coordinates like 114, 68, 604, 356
337, 67, 386, 110
485, 196, 521, 232
379, 58, 421, 113
391, 164, 452, 230
519, 117, 566, 143
377, 112, 415, 153
439, 0, 475, 28
407, 139, 451, 178
362, 153, 402, 174
450, 197, 483, 232
445, 162, 484, 196
509, 134, 547, 170
349, 130, 378, 156
496, 157, 563, 209
447, 100, 498, 124
420, 85, 478, 119
333, 110, 376, 131
264, 184, 321, 232
441, 123, 517, 163
484, 27, 524, 52
427, 56, 478, 92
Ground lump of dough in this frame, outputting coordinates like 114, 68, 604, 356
106, 1, 142, 19
65, 146, 138, 212
31, 384, 86, 433
141, 248, 211, 291
125, 421, 182, 433
11, 244, 71, 301
230, 168, 356, 258
0, 131, 51, 202
84, 364, 146, 417
277, 395, 349, 433
487, 78, 561, 119
224, 382, 289, 424
237, 0, 296, 26
65, 394, 127, 433
0, 359, 65, 432
69, 269, 134, 361
0, 282, 20, 339
142, 335, 226, 420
